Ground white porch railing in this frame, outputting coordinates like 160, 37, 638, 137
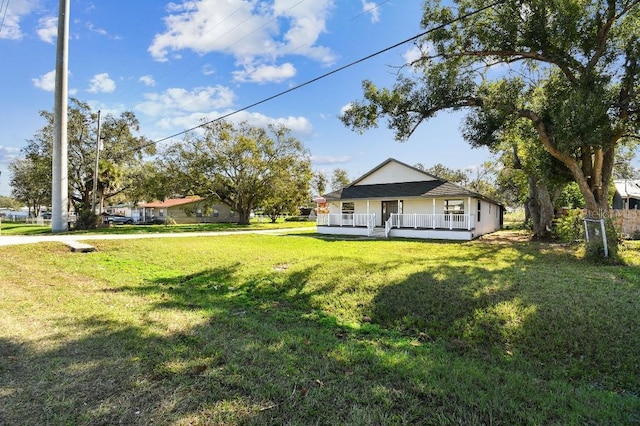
387, 213, 474, 232
316, 213, 376, 228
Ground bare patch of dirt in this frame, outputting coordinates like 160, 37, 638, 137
476, 230, 533, 244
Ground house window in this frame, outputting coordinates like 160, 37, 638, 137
196, 209, 203, 218
477, 200, 481, 222
445, 199, 464, 215
342, 202, 355, 214
159, 209, 165, 217
213, 209, 219, 218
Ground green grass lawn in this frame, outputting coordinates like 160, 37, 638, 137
1, 232, 639, 424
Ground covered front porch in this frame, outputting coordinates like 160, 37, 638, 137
316, 212, 476, 240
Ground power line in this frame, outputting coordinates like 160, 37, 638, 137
112, 1, 399, 128
351, 0, 390, 21
142, 0, 506, 151
0, 0, 10, 35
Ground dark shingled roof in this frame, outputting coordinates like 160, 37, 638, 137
324, 181, 482, 201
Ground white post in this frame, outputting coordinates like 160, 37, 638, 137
52, 0, 70, 233
468, 197, 472, 230
600, 219, 608, 257
432, 198, 436, 229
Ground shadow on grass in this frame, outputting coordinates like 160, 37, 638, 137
370, 245, 640, 392
1, 239, 639, 425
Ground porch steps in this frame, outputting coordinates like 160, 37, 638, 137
369, 227, 387, 238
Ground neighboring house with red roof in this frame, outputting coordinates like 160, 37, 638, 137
316, 158, 503, 240
139, 197, 238, 224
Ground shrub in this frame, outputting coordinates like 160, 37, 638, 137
284, 216, 309, 222
553, 209, 584, 243
584, 218, 620, 262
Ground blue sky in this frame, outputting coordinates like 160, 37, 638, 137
0, 0, 493, 197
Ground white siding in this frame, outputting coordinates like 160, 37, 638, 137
474, 200, 502, 235
355, 161, 434, 185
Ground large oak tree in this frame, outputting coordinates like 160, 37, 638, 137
17, 99, 154, 229
341, 0, 640, 221
161, 120, 312, 225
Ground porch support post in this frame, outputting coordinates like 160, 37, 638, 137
432, 199, 436, 229
339, 201, 343, 226
468, 197, 472, 230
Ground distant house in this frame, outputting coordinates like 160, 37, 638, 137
139, 197, 238, 224
613, 180, 640, 210
611, 180, 640, 238
316, 158, 503, 240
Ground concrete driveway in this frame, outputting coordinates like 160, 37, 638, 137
0, 227, 313, 247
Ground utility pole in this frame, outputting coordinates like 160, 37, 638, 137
92, 110, 101, 216
52, 0, 70, 233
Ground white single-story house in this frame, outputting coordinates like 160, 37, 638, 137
316, 158, 503, 240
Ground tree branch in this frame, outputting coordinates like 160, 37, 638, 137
440, 50, 579, 84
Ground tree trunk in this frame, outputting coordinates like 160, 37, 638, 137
236, 205, 251, 225
526, 177, 555, 239
520, 110, 613, 214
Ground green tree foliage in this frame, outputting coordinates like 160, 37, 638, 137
419, 163, 469, 185
9, 155, 51, 216
19, 99, 154, 229
613, 145, 640, 179
341, 0, 640, 218
330, 168, 351, 191
259, 165, 312, 223
0, 195, 24, 211
490, 121, 574, 236
161, 120, 312, 225
556, 182, 585, 209
311, 171, 328, 196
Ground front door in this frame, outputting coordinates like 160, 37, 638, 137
382, 201, 399, 223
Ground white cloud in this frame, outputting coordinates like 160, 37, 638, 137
0, 0, 39, 40
361, 0, 380, 23
402, 45, 423, 65
232, 110, 313, 135
232, 62, 296, 83
32, 70, 56, 92
202, 64, 216, 76
152, 111, 313, 138
135, 86, 236, 117
311, 155, 351, 165
340, 103, 353, 115
0, 145, 21, 166
86, 101, 127, 119
139, 75, 156, 87
36, 16, 58, 43
148, 0, 336, 79
87, 73, 116, 93
85, 22, 122, 40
